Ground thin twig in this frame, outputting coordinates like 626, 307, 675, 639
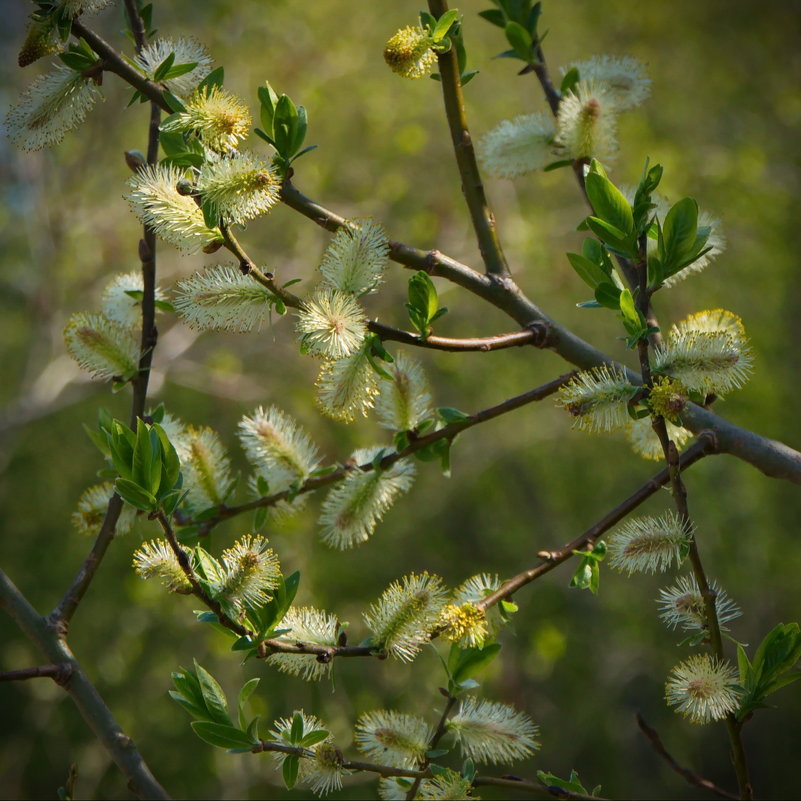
429, 0, 509, 276
251, 739, 599, 797
72, 21, 170, 111
155, 511, 378, 658
370, 321, 547, 352
636, 714, 739, 801
187, 372, 574, 532
58, 22, 801, 482
632, 236, 753, 800
278, 180, 801, 483
476, 434, 715, 611
405, 691, 458, 800
0, 663, 72, 684
53, 9, 163, 628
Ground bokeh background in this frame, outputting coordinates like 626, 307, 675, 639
2, 1, 800, 798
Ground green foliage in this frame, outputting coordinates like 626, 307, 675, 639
255, 82, 315, 172
480, 0, 543, 63
170, 662, 261, 750
102, 418, 183, 512
569, 541, 606, 594
406, 271, 447, 337
737, 623, 801, 720
446, 642, 502, 695
537, 769, 601, 798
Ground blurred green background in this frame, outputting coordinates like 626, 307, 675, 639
2, 1, 800, 798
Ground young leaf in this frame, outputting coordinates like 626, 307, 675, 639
190, 721, 255, 750
585, 165, 634, 236
237, 678, 260, 730
566, 253, 609, 290
661, 197, 698, 275
504, 21, 533, 60
193, 661, 231, 726
283, 755, 300, 789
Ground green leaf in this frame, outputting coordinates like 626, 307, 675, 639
632, 159, 663, 235
438, 407, 471, 424
618, 288, 641, 331
58, 52, 95, 71
193, 660, 231, 726
585, 165, 634, 235
253, 506, 268, 530
584, 217, 632, 255
114, 477, 157, 511
190, 721, 254, 750
201, 200, 219, 230
162, 90, 186, 113
153, 423, 181, 495
543, 159, 574, 172
237, 678, 260, 730
171, 668, 206, 714
478, 9, 506, 28
560, 66, 580, 95
647, 254, 664, 289
168, 691, 207, 721
299, 729, 330, 748
566, 252, 609, 290
661, 197, 698, 274
198, 66, 224, 93
504, 21, 533, 60
594, 283, 622, 310
283, 755, 300, 789
450, 642, 502, 684
289, 711, 304, 744
163, 61, 199, 79
537, 770, 589, 795
152, 51, 176, 82
258, 82, 279, 137
432, 9, 459, 41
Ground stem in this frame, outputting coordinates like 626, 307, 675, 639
218, 223, 302, 308
0, 663, 72, 683
633, 255, 752, 800
60, 22, 801, 481
0, 570, 170, 800
189, 372, 575, 531
405, 692, 458, 800
53, 6, 162, 628
636, 714, 738, 800
279, 182, 801, 483
476, 435, 714, 611
428, 0, 509, 276
71, 21, 170, 111
155, 512, 250, 638
369, 321, 547, 352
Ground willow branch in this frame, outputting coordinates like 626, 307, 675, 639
369, 321, 546, 351
53, 12, 162, 628
188, 372, 574, 531
71, 21, 171, 111
405, 692, 458, 800
476, 434, 715, 611
155, 511, 251, 638
429, 0, 509, 276
633, 237, 752, 801
280, 180, 801, 482
636, 714, 738, 801
250, 740, 599, 798
0, 570, 170, 800
0, 663, 72, 684
64, 22, 801, 482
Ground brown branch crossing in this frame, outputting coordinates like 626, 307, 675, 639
637, 714, 739, 800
